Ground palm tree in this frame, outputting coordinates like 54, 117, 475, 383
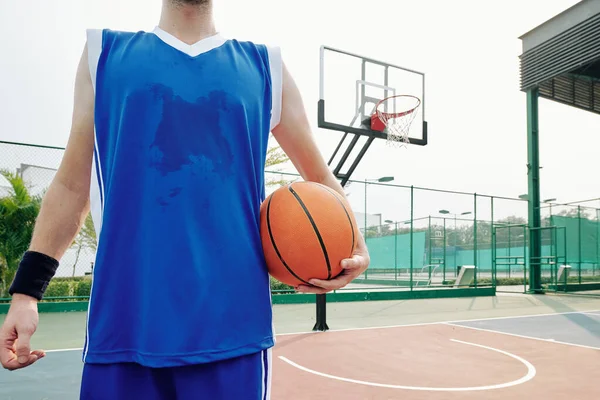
0, 170, 41, 296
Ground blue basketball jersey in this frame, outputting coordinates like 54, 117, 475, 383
83, 27, 280, 367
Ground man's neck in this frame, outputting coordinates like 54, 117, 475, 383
158, 2, 217, 45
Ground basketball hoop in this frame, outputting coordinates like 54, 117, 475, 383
371, 95, 421, 147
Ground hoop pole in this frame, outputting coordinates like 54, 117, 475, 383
526, 88, 542, 293
319, 46, 325, 100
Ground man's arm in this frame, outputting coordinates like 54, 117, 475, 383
27, 46, 95, 260
0, 43, 96, 371
27, 45, 95, 260
271, 62, 370, 294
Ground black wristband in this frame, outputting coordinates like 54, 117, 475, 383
9, 251, 59, 301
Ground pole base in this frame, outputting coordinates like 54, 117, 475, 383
313, 294, 329, 332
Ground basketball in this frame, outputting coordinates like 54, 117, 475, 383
260, 181, 358, 287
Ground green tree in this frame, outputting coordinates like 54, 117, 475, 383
0, 170, 42, 296
492, 216, 527, 249
555, 207, 594, 219
431, 216, 528, 250
69, 214, 97, 276
265, 138, 294, 188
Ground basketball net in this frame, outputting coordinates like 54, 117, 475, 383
374, 95, 421, 148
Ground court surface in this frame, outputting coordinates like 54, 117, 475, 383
2, 292, 600, 399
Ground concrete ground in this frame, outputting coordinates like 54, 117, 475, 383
1, 292, 600, 399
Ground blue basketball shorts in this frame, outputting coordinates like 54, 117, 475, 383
79, 349, 272, 400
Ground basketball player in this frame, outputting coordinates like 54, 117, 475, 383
0, 0, 370, 398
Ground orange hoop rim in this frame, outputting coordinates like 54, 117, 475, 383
375, 94, 421, 119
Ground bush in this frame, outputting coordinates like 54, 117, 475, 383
40, 278, 91, 300
494, 278, 523, 286
53, 276, 85, 282
75, 279, 92, 297
34, 276, 294, 301
270, 277, 294, 293
44, 281, 73, 298
567, 275, 600, 283
33, 272, 600, 302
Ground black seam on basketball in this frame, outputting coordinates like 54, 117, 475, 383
317, 185, 356, 255
266, 192, 311, 285
288, 184, 332, 279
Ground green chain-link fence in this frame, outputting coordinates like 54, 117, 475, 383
262, 172, 530, 291
541, 200, 600, 291
2, 140, 600, 300
0, 141, 96, 299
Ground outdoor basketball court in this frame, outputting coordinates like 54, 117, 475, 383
2, 1, 600, 399
2, 293, 600, 399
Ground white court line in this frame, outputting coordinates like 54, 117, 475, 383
581, 311, 600, 316
41, 309, 600, 353
45, 347, 83, 353
279, 339, 536, 392
446, 323, 600, 351
276, 309, 600, 336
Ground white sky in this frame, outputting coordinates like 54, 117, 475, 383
1, 0, 597, 224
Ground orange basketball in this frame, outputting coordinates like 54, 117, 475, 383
260, 181, 358, 287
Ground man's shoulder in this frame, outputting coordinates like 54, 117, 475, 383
226, 36, 279, 51
86, 28, 149, 43
86, 27, 146, 35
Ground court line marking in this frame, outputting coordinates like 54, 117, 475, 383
581, 311, 600, 316
446, 323, 600, 351
39, 310, 600, 353
45, 347, 83, 353
276, 309, 600, 336
279, 339, 536, 392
